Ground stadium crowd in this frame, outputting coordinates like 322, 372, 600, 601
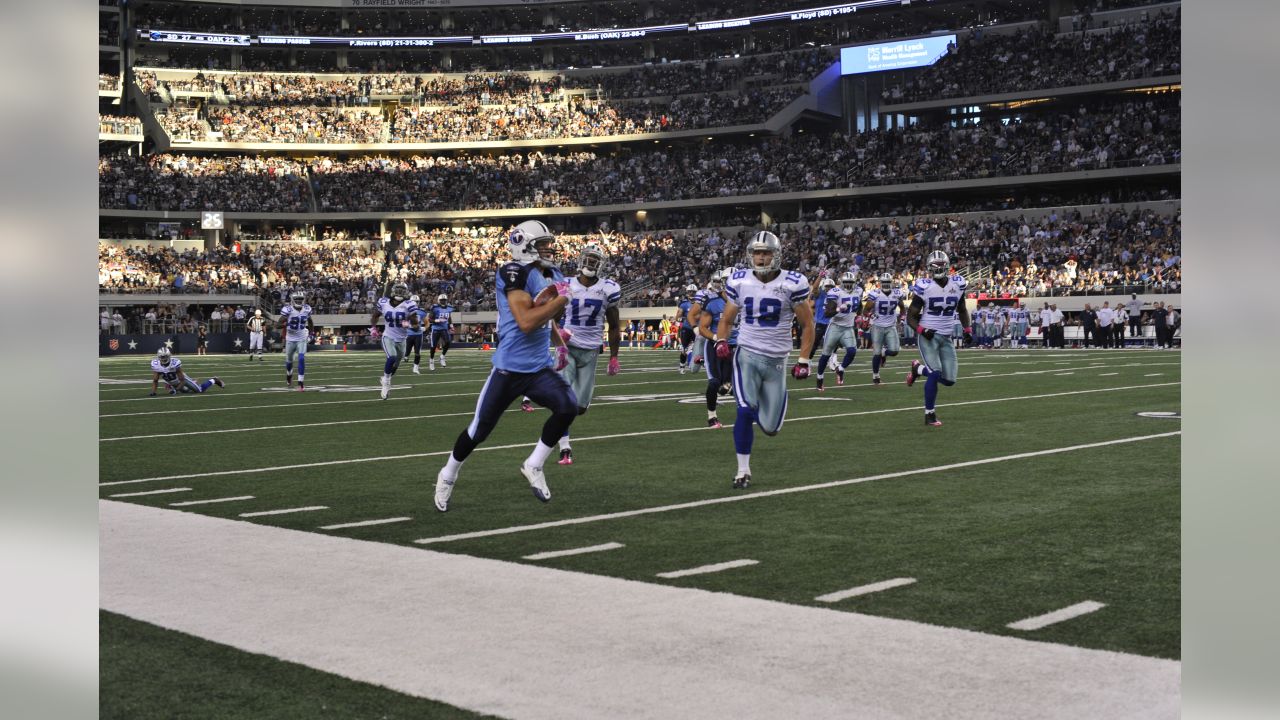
206, 106, 387, 143
99, 115, 143, 136
99, 204, 1180, 312
99, 155, 310, 212
885, 11, 1180, 103
99, 73, 120, 91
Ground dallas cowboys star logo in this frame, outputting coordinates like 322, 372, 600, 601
127, 340, 138, 350
233, 338, 243, 347
164, 339, 175, 349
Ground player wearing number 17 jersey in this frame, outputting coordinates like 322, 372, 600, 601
905, 250, 973, 426
555, 243, 622, 465
279, 291, 313, 391
716, 231, 815, 489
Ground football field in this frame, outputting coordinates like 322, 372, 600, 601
99, 346, 1181, 718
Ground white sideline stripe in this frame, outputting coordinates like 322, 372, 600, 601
107, 487, 191, 498
102, 500, 1180, 720
1099, 373, 1119, 376
239, 506, 328, 518
170, 495, 255, 507
971, 371, 992, 375
319, 517, 413, 530
1008, 601, 1107, 631
415, 431, 1181, 545
98, 382, 1181, 487
1054, 372, 1075, 376
522, 542, 624, 561
816, 578, 917, 603
1145, 373, 1164, 377
656, 559, 759, 579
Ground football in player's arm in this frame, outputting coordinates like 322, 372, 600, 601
904, 250, 972, 426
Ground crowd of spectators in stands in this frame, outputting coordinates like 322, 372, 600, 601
99, 154, 310, 212
206, 106, 387, 143
99, 115, 143, 136
885, 10, 1180, 103
99, 73, 120, 91
99, 204, 1180, 312
154, 108, 207, 141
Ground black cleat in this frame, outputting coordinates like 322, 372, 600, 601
557, 448, 573, 466
872, 375, 882, 386
212, 377, 224, 388
732, 473, 751, 489
285, 372, 293, 387
707, 417, 723, 429
925, 411, 942, 427
816, 377, 825, 392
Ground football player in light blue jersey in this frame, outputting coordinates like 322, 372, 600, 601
806, 275, 835, 364
815, 271, 862, 392
716, 232, 815, 489
905, 250, 973, 427
369, 282, 420, 400
427, 293, 455, 369
278, 290, 313, 391
148, 347, 223, 396
675, 283, 699, 373
407, 295, 427, 374
686, 277, 717, 370
435, 220, 580, 512
555, 243, 623, 465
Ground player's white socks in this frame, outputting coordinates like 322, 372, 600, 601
708, 410, 718, 420
526, 440, 555, 470
443, 454, 464, 480
559, 436, 571, 451
298, 375, 304, 382
736, 453, 751, 476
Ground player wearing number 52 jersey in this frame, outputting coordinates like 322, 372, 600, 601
434, 220, 580, 512
905, 250, 973, 427
279, 291, 313, 391
554, 243, 622, 466
816, 271, 862, 392
865, 273, 906, 385
148, 347, 223, 396
716, 231, 815, 489
370, 282, 420, 400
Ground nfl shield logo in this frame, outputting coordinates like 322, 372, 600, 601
108, 339, 119, 350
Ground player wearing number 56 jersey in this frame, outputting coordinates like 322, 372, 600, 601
815, 271, 862, 391
716, 231, 815, 489
555, 243, 622, 465
279, 291, 313, 391
905, 250, 973, 427
370, 282, 420, 400
865, 274, 905, 385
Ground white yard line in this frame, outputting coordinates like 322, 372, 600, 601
238, 506, 328, 518
1054, 372, 1075, 376
415, 430, 1181, 545
107, 487, 191, 498
656, 559, 759, 579
99, 383, 1180, 487
522, 542, 625, 561
1099, 372, 1119, 376
815, 578, 917, 603
1145, 373, 1164, 377
1008, 601, 1107, 631
100, 500, 1181, 720
318, 517, 413, 530
169, 496, 255, 507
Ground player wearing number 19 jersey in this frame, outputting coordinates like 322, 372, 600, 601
905, 250, 973, 426
716, 231, 815, 489
555, 243, 622, 465
279, 291, 313, 391
370, 282, 420, 400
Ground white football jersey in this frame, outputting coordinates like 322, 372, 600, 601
377, 297, 419, 342
866, 287, 905, 328
910, 275, 968, 334
724, 268, 810, 358
825, 286, 863, 327
563, 276, 621, 350
279, 304, 313, 342
1009, 308, 1030, 324
150, 356, 183, 386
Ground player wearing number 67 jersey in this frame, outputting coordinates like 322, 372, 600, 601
279, 291, 313, 391
554, 243, 622, 465
716, 231, 815, 489
905, 250, 973, 427
865, 274, 906, 385
370, 282, 420, 400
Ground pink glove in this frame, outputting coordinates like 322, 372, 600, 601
552, 280, 572, 297
558, 327, 573, 343
554, 345, 569, 371
791, 359, 811, 380
715, 340, 732, 359
369, 326, 381, 340
607, 356, 620, 376
693, 355, 703, 365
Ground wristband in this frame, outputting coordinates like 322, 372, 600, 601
917, 324, 927, 334
964, 326, 973, 334
796, 357, 809, 365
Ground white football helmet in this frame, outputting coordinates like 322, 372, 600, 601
878, 272, 893, 291
390, 282, 409, 303
926, 250, 950, 279
708, 269, 726, 293
819, 277, 836, 291
578, 243, 606, 278
746, 231, 782, 275
156, 347, 172, 367
684, 283, 699, 297
410, 294, 420, 304
290, 290, 305, 309
839, 271, 857, 291
437, 293, 448, 305
509, 220, 557, 268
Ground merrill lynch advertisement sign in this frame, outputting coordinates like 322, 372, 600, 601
840, 34, 956, 75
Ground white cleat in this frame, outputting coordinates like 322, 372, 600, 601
412, 364, 421, 374
380, 375, 390, 400
434, 468, 455, 512
439, 356, 447, 367
429, 359, 436, 371
520, 463, 552, 503
679, 366, 687, 375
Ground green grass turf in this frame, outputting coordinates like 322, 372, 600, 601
101, 348, 1181, 663
100, 611, 496, 719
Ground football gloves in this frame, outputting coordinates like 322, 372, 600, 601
791, 358, 811, 380
917, 325, 936, 341
553, 346, 569, 371
607, 356, 620, 376
714, 340, 732, 359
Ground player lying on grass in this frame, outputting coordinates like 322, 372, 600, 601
148, 347, 223, 396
